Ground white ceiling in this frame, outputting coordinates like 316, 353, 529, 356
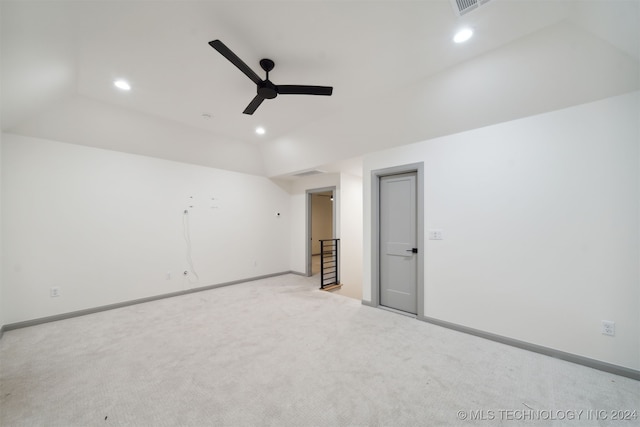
2, 0, 639, 177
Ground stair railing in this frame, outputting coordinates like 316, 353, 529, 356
319, 238, 340, 289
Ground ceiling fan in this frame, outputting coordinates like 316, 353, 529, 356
209, 39, 333, 115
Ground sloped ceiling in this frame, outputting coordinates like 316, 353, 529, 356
2, 0, 638, 177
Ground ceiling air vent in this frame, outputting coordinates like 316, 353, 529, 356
450, 0, 491, 16
292, 169, 325, 177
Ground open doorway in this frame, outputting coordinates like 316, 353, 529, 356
306, 187, 336, 277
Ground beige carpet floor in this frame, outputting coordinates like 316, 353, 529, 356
1, 274, 638, 426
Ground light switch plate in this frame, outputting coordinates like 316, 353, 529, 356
428, 229, 443, 240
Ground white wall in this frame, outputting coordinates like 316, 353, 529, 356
0, 129, 3, 330
286, 173, 363, 299
1, 133, 291, 324
288, 174, 340, 275
335, 172, 363, 300
363, 92, 640, 370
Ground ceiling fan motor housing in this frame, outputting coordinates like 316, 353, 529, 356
258, 80, 278, 99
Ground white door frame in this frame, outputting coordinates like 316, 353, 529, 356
306, 186, 337, 277
371, 163, 424, 317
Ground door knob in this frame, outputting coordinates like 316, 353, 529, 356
406, 248, 418, 253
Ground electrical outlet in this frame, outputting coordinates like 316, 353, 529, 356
50, 287, 60, 298
601, 320, 615, 336
428, 229, 444, 240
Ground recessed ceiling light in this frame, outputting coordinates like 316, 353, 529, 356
453, 28, 473, 44
255, 127, 266, 135
114, 79, 131, 91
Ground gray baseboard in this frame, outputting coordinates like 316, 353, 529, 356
418, 315, 640, 381
1, 271, 292, 334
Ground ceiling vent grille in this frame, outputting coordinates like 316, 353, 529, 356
451, 0, 491, 16
292, 169, 325, 177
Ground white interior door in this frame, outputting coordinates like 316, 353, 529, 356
379, 173, 417, 314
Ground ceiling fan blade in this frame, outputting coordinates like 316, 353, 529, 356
209, 40, 262, 85
277, 85, 333, 96
243, 95, 265, 115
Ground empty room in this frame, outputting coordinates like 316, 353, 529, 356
1, 0, 639, 426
